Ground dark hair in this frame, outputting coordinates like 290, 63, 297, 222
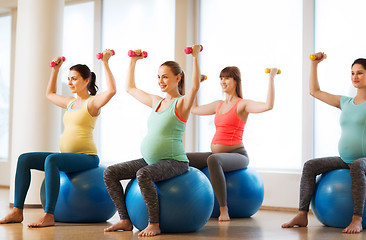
219, 66, 242, 98
160, 61, 185, 95
352, 58, 366, 70
69, 64, 98, 95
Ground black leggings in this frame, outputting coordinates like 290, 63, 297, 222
186, 147, 249, 207
299, 156, 366, 216
103, 159, 188, 223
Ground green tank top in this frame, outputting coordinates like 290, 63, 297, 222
140, 96, 188, 165
338, 96, 366, 163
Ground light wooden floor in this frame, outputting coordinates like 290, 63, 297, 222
0, 188, 364, 240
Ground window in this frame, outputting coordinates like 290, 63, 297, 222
0, 15, 11, 160
199, 0, 303, 170
100, 0, 175, 164
61, 1, 94, 94
313, 0, 366, 158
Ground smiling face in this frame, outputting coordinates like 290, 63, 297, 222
220, 76, 237, 95
68, 70, 89, 94
157, 65, 180, 93
351, 64, 366, 89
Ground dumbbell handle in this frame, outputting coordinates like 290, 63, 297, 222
96, 50, 115, 60
184, 45, 203, 54
310, 54, 327, 61
49, 56, 66, 67
265, 68, 281, 74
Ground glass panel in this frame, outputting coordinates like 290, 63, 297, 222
0, 15, 11, 160
100, 0, 175, 164
314, 0, 366, 158
199, 0, 303, 170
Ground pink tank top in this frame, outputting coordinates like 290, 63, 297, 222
211, 99, 246, 145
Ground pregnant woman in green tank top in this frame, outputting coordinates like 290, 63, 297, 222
103, 45, 202, 237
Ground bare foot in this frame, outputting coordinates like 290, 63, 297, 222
138, 223, 161, 237
218, 206, 230, 222
27, 213, 55, 228
342, 215, 363, 234
0, 207, 24, 224
281, 211, 308, 228
104, 219, 133, 232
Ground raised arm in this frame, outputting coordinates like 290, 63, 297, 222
177, 45, 202, 119
88, 49, 117, 116
309, 52, 341, 108
46, 56, 74, 108
241, 68, 277, 114
125, 50, 160, 108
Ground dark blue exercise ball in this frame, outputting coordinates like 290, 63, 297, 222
311, 169, 366, 228
125, 167, 214, 233
202, 167, 264, 218
40, 166, 116, 223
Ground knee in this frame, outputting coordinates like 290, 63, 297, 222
302, 159, 318, 175
103, 166, 116, 182
136, 168, 151, 183
17, 153, 31, 168
44, 154, 59, 169
207, 155, 220, 168
350, 158, 366, 173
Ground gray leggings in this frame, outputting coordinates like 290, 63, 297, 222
186, 147, 249, 207
299, 156, 366, 216
103, 159, 188, 223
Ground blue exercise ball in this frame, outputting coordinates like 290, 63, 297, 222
311, 169, 366, 228
125, 167, 214, 233
202, 167, 264, 218
40, 166, 116, 223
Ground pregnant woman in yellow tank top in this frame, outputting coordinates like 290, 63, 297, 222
0, 50, 116, 228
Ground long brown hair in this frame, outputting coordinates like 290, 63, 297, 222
160, 61, 185, 95
219, 66, 242, 98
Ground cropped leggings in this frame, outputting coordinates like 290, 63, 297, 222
186, 147, 249, 207
103, 159, 188, 223
299, 156, 366, 216
14, 152, 99, 214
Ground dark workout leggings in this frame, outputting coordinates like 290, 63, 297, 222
103, 159, 188, 223
299, 156, 366, 216
186, 147, 249, 207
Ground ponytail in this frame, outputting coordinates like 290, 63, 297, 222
88, 72, 98, 95
178, 70, 185, 95
70, 64, 98, 95
160, 61, 185, 95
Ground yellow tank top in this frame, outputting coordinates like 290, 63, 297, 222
59, 97, 98, 155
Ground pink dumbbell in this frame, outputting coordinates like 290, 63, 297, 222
49, 56, 65, 67
201, 74, 207, 82
128, 50, 148, 58
184, 45, 203, 54
96, 50, 115, 60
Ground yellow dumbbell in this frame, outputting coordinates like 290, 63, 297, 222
265, 68, 281, 74
310, 54, 327, 61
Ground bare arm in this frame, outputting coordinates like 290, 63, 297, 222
242, 68, 276, 114
45, 57, 74, 108
309, 52, 341, 108
125, 51, 161, 108
177, 45, 202, 119
191, 95, 220, 115
88, 50, 117, 116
